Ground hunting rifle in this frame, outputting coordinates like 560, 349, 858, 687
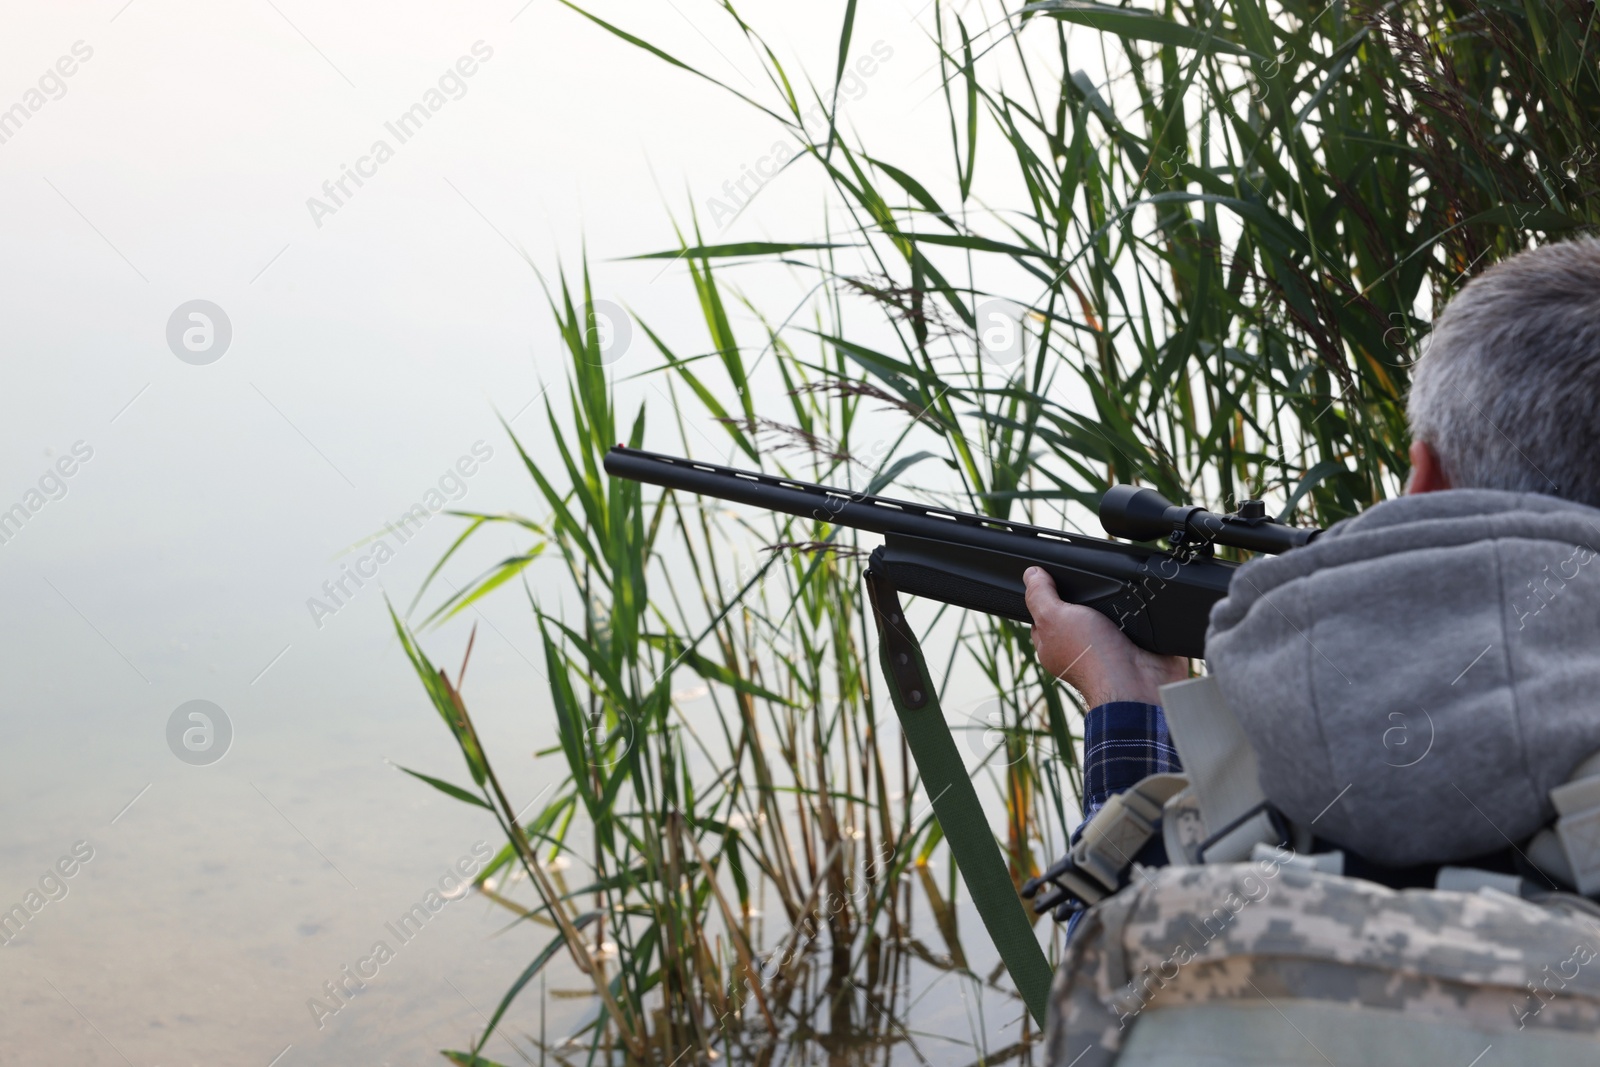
605, 444, 1323, 1021
603, 445, 1321, 658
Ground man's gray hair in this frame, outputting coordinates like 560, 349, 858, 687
1408, 236, 1600, 507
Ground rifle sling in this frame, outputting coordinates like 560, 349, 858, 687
864, 569, 1053, 1028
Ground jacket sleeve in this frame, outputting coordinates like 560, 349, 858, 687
1065, 701, 1183, 938
1074, 700, 1183, 836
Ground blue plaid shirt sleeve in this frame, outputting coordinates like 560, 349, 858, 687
1062, 700, 1180, 939
1074, 700, 1182, 835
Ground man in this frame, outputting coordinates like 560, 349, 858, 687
1024, 236, 1600, 871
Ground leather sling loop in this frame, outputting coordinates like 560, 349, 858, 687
865, 569, 1053, 1028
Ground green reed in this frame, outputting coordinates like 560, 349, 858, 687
398, 1, 1600, 1062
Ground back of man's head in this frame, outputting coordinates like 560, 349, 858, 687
1408, 236, 1600, 507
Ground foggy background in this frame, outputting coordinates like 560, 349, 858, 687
0, 1, 1055, 1062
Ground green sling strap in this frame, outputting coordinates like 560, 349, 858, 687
865, 570, 1054, 1028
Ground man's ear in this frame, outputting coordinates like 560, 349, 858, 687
1407, 440, 1452, 494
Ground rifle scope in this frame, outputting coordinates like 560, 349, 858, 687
1099, 485, 1319, 555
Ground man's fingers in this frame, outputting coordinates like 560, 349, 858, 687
1022, 566, 1061, 622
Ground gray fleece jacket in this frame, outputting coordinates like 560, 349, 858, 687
1205, 489, 1600, 868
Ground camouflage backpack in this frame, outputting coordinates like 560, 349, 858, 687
1047, 859, 1600, 1065
1030, 678, 1600, 1065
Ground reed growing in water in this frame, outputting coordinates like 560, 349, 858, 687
397, 1, 1600, 1062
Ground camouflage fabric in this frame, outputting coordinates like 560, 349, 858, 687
1046, 857, 1600, 1066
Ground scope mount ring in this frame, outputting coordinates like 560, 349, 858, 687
1165, 523, 1214, 562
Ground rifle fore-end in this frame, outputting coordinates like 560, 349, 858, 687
869, 534, 1231, 659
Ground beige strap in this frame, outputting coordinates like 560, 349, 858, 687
1552, 772, 1600, 895
1069, 772, 1189, 900
1159, 675, 1281, 863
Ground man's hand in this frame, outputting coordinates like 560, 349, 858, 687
1023, 566, 1188, 706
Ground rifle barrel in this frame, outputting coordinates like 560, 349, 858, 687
603, 445, 1148, 570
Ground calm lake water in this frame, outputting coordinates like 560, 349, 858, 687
2, 591, 1049, 1065
0, 401, 1055, 1065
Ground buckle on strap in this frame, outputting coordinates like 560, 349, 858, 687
1023, 772, 1188, 920
1074, 789, 1160, 891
